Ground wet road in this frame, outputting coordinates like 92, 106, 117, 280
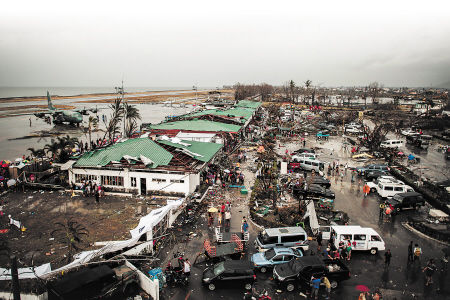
161, 135, 449, 300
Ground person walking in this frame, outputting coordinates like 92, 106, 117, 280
183, 258, 191, 277
225, 210, 231, 228
317, 233, 322, 252
408, 241, 414, 262
414, 244, 422, 263
241, 219, 249, 233
379, 202, 386, 218
217, 212, 222, 226
311, 276, 321, 300
208, 212, 213, 227
363, 183, 370, 197
322, 276, 331, 299
423, 259, 436, 286
384, 249, 392, 268
95, 189, 100, 204
346, 241, 352, 261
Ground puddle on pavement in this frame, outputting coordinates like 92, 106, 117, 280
50, 199, 105, 214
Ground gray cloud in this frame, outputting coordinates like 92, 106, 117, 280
0, 0, 449, 88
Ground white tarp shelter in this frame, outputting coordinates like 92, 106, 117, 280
0, 263, 51, 280
303, 201, 319, 235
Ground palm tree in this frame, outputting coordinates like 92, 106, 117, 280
51, 218, 89, 263
304, 80, 312, 105
44, 139, 60, 160
27, 148, 45, 158
123, 103, 141, 137
87, 116, 99, 149
289, 80, 296, 103
102, 97, 124, 143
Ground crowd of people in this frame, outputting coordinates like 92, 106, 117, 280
71, 180, 104, 203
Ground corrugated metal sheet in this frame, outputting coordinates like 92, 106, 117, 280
74, 138, 173, 168
158, 139, 223, 162
236, 100, 262, 109
149, 120, 241, 133
188, 107, 255, 120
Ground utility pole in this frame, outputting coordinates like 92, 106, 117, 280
10, 256, 21, 300
116, 81, 126, 137
193, 85, 198, 103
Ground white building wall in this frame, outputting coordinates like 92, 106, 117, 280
188, 173, 200, 194
70, 168, 193, 196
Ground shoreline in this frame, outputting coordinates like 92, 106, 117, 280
0, 88, 233, 103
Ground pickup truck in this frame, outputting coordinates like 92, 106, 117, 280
273, 256, 350, 292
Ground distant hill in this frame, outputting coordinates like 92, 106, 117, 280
436, 81, 450, 89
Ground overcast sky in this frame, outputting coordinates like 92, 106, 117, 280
1, 0, 449, 88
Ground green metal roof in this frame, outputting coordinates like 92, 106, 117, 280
158, 139, 223, 162
149, 119, 241, 133
74, 138, 173, 168
236, 100, 262, 109
189, 107, 255, 121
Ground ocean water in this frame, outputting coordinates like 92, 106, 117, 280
0, 87, 201, 98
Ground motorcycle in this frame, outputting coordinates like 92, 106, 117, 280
243, 289, 272, 300
164, 262, 189, 286
164, 252, 189, 286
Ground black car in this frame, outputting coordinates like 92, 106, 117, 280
202, 260, 256, 291
273, 256, 350, 292
309, 177, 331, 188
364, 169, 390, 181
387, 192, 425, 213
306, 184, 335, 199
356, 164, 389, 176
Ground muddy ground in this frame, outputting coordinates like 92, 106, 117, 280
0, 190, 164, 269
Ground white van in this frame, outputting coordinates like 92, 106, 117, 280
366, 176, 404, 192
380, 140, 404, 148
376, 182, 414, 198
255, 227, 309, 252
296, 158, 324, 172
320, 225, 385, 255
292, 153, 317, 161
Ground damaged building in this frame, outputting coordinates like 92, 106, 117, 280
69, 137, 223, 196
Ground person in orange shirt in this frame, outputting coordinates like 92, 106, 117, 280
363, 183, 370, 196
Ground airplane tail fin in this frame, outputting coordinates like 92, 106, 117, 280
47, 91, 55, 111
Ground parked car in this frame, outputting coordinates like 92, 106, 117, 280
273, 256, 350, 292
345, 126, 363, 134
255, 227, 309, 252
364, 169, 390, 181
294, 148, 315, 154
356, 164, 389, 176
202, 261, 256, 291
297, 158, 325, 173
375, 181, 414, 199
251, 247, 303, 273
320, 225, 385, 254
366, 176, 404, 192
386, 192, 425, 213
292, 153, 317, 160
380, 139, 404, 148
401, 128, 418, 136
306, 184, 335, 199
309, 176, 331, 188
406, 134, 432, 150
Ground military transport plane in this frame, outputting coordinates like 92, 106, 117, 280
33, 91, 92, 126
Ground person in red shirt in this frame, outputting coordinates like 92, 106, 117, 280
221, 203, 225, 217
